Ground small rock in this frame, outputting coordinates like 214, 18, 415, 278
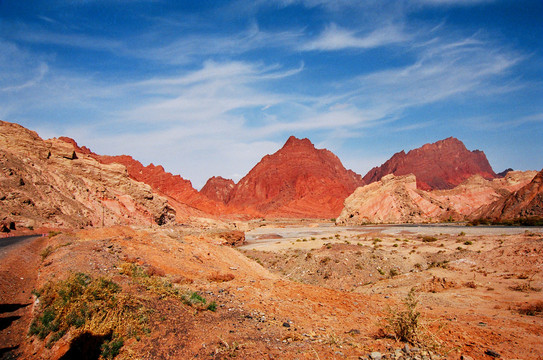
282, 322, 290, 328
460, 355, 474, 360
485, 349, 501, 358
369, 351, 382, 360
403, 344, 411, 354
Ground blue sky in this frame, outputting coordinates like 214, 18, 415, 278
1, 0, 541, 189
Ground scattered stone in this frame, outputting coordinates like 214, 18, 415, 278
282, 322, 290, 328
403, 344, 411, 354
485, 349, 501, 358
460, 355, 474, 360
369, 351, 382, 360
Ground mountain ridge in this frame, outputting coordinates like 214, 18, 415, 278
363, 137, 497, 190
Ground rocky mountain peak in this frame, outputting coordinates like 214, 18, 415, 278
363, 137, 497, 190
226, 136, 364, 218
282, 136, 314, 149
200, 176, 236, 204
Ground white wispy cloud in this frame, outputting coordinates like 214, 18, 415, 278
461, 113, 543, 131
1, 0, 538, 186
349, 35, 523, 115
301, 23, 407, 51
129, 24, 304, 65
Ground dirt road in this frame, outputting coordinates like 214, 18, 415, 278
0, 235, 47, 359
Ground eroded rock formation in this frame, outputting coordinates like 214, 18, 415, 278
0, 121, 175, 229
363, 137, 497, 190
226, 136, 364, 218
337, 171, 537, 225
201, 176, 235, 203
474, 169, 543, 221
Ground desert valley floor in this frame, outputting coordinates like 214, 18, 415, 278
1, 221, 542, 360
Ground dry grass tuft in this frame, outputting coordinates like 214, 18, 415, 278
119, 262, 216, 312
385, 288, 421, 345
517, 301, 543, 316
29, 272, 149, 356
508, 283, 542, 292
208, 272, 235, 282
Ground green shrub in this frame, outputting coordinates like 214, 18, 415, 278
29, 272, 147, 355
101, 337, 124, 359
385, 289, 420, 344
40, 246, 54, 260
421, 236, 437, 243
207, 301, 217, 312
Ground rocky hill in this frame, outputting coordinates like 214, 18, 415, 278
337, 171, 537, 225
200, 176, 235, 203
58, 134, 366, 219
363, 137, 497, 190
0, 121, 175, 230
58, 139, 229, 220
94, 155, 228, 219
226, 136, 364, 218
337, 174, 445, 224
474, 169, 543, 221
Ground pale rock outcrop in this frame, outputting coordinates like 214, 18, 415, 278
337, 174, 445, 224
0, 121, 175, 229
474, 169, 543, 221
337, 171, 537, 225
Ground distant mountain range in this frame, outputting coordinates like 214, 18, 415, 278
1, 120, 540, 230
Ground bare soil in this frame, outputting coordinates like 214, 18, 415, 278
0, 223, 541, 359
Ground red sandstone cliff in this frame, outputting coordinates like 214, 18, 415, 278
201, 176, 235, 203
59, 139, 229, 220
363, 137, 497, 190
95, 155, 228, 218
226, 136, 364, 218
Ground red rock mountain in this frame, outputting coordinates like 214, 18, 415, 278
59, 140, 227, 220
226, 136, 364, 218
475, 169, 543, 221
363, 137, 497, 190
201, 176, 235, 203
